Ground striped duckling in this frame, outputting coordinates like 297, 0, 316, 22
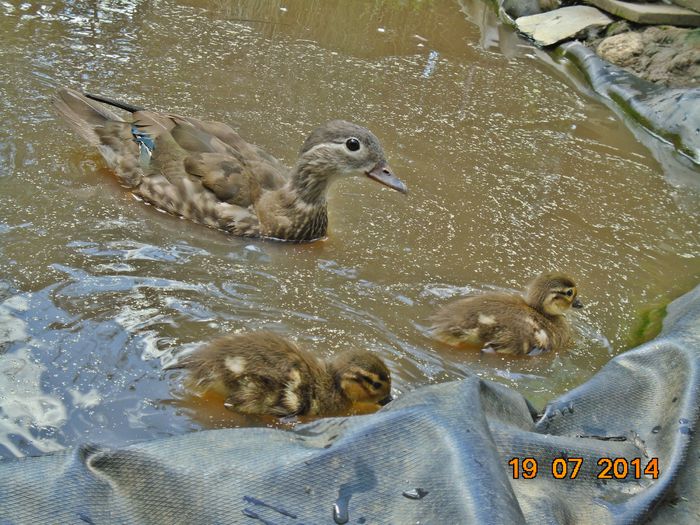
53, 88, 407, 242
429, 272, 583, 356
172, 331, 392, 417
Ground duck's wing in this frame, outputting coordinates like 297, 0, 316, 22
54, 88, 286, 235
129, 111, 289, 204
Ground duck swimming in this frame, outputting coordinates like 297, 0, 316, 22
429, 272, 583, 356
170, 331, 392, 417
53, 88, 407, 242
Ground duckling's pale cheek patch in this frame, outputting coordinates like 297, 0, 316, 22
288, 369, 302, 385
310, 399, 321, 416
224, 356, 246, 375
265, 393, 278, 407
283, 369, 303, 413
478, 314, 497, 326
466, 328, 480, 340
283, 391, 300, 413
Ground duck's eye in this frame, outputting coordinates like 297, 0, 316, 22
372, 381, 382, 389
345, 138, 361, 151
566, 290, 573, 297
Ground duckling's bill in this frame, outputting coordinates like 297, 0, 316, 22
366, 162, 408, 194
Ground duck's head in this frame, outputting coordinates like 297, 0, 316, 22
525, 272, 583, 316
296, 120, 407, 195
332, 349, 392, 406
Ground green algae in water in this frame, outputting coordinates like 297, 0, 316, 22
629, 303, 667, 347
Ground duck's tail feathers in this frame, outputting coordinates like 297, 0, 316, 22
84, 92, 145, 113
53, 88, 125, 146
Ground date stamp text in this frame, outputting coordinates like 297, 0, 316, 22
508, 457, 659, 480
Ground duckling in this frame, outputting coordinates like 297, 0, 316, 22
53, 88, 407, 242
429, 272, 583, 356
170, 331, 392, 417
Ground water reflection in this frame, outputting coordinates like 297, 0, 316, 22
0, 295, 65, 457
0, 347, 67, 457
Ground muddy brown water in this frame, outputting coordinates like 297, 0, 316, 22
0, 0, 698, 457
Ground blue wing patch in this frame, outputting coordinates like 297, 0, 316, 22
131, 125, 155, 167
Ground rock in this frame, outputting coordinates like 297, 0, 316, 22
605, 20, 632, 37
596, 26, 700, 88
501, 0, 562, 20
670, 0, 700, 14
516, 6, 613, 46
597, 32, 644, 67
502, 0, 544, 19
584, 0, 700, 26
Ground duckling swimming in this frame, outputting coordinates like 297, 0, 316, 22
170, 331, 392, 417
429, 272, 583, 356
53, 88, 407, 242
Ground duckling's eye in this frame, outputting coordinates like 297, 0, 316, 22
345, 138, 361, 152
566, 290, 573, 297
372, 381, 382, 389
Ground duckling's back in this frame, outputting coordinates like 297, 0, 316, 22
430, 293, 571, 355
176, 331, 336, 416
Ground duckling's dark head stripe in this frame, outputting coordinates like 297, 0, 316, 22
535, 273, 577, 290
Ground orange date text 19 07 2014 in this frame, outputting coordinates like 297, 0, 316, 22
507, 457, 659, 480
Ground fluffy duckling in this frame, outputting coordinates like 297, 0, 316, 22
171, 331, 392, 417
53, 88, 407, 242
429, 272, 583, 356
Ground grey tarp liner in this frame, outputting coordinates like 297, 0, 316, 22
491, 0, 700, 166
558, 42, 700, 165
1, 286, 699, 524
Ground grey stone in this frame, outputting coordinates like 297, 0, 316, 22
597, 32, 645, 67
516, 6, 613, 47
585, 0, 700, 26
595, 26, 700, 88
670, 0, 700, 14
500, 0, 563, 20
502, 0, 543, 19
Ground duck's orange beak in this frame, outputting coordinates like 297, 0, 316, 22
366, 162, 408, 194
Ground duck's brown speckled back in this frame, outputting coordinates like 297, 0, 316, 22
54, 89, 406, 242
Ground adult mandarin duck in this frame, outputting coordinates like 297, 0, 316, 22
54, 88, 407, 241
